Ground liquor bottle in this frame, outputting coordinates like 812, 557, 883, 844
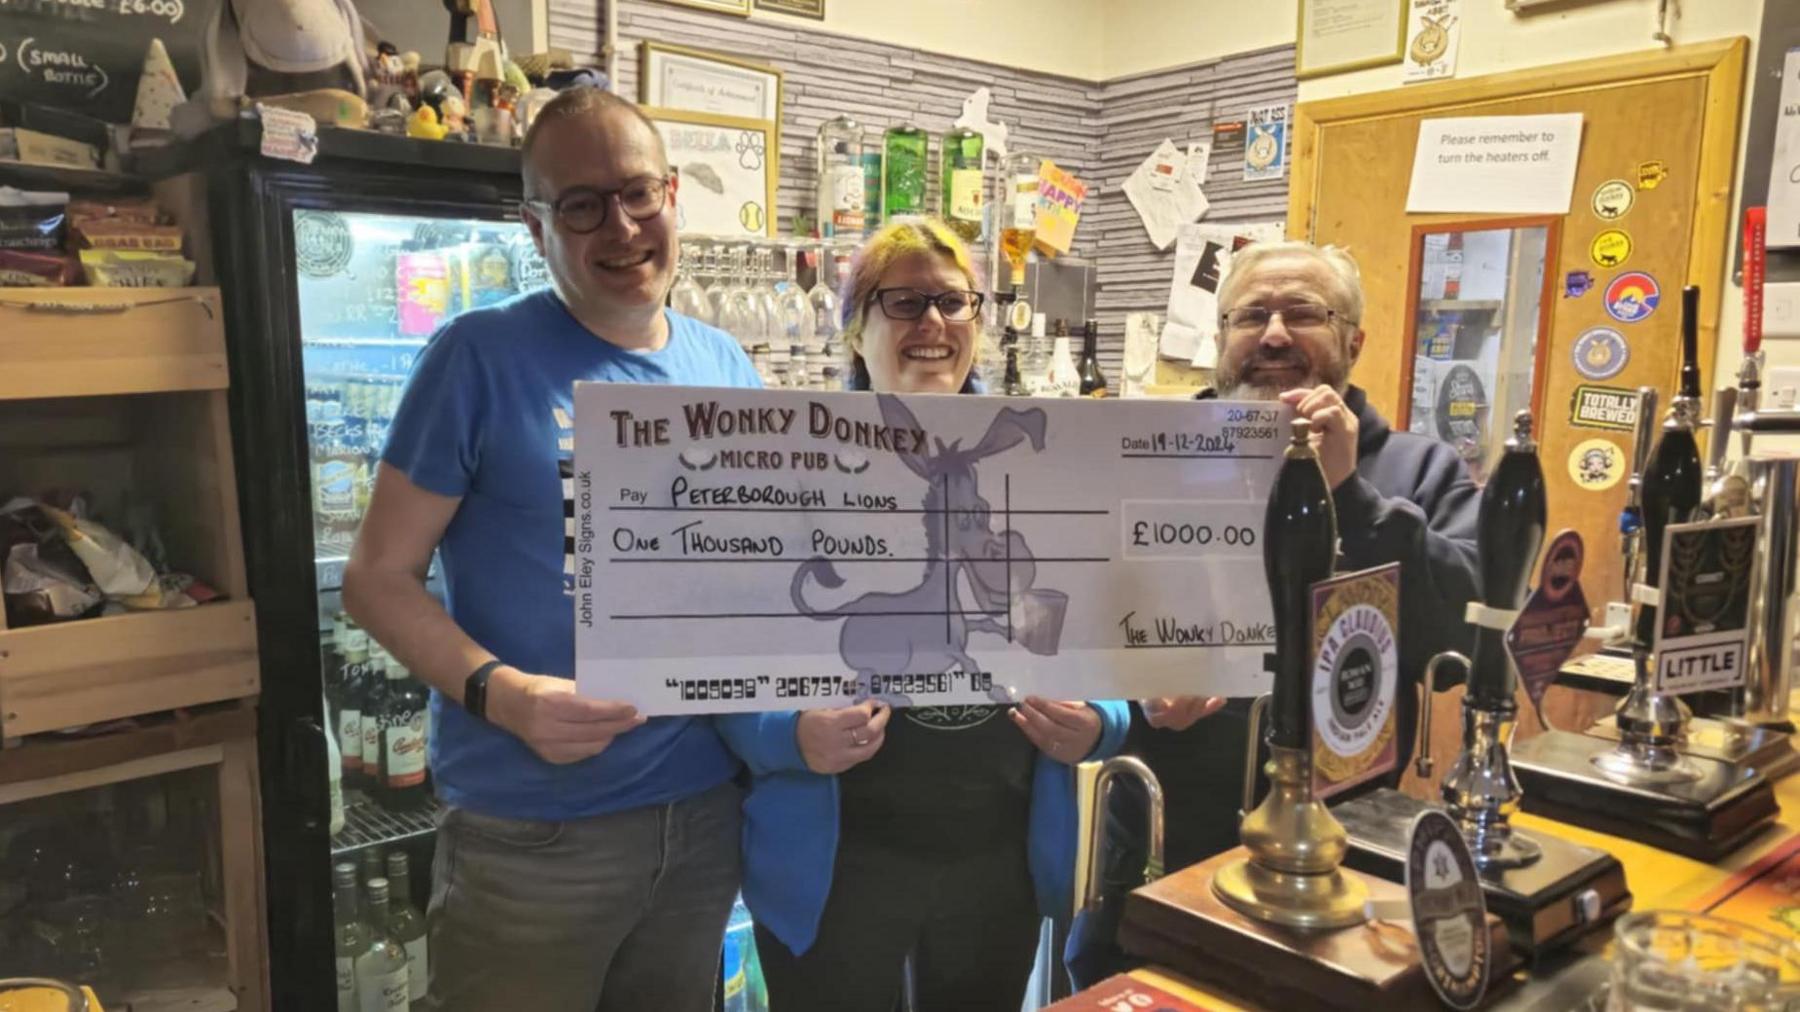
360, 647, 390, 796
1047, 320, 1080, 398
338, 625, 372, 791
1263, 417, 1337, 750
1467, 412, 1546, 708
859, 151, 883, 235
355, 878, 411, 1012
815, 116, 865, 238
881, 124, 928, 222
333, 862, 365, 1012
940, 126, 985, 241
360, 847, 385, 912
998, 151, 1040, 288
385, 852, 429, 1004
1078, 319, 1108, 397
1633, 286, 1705, 649
378, 658, 432, 811
1003, 343, 1027, 397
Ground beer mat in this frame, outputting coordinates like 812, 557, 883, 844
1045, 972, 1218, 1011
1687, 830, 1800, 931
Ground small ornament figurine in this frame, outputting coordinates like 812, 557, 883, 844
132, 38, 187, 133
438, 91, 469, 137
406, 105, 449, 140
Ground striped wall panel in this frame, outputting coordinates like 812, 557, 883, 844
545, 0, 1293, 378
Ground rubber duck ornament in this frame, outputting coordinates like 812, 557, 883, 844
406, 105, 449, 140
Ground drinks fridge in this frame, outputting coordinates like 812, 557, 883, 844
181, 123, 546, 1011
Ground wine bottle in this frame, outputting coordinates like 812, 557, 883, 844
881, 124, 928, 222
1467, 411, 1546, 708
378, 658, 431, 811
1633, 286, 1705, 649
940, 126, 985, 241
385, 852, 429, 1004
1263, 417, 1337, 750
815, 116, 865, 239
333, 863, 365, 1012
355, 878, 411, 1012
338, 625, 372, 792
1078, 319, 1108, 397
1003, 343, 1027, 397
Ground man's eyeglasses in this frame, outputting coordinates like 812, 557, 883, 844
870, 287, 985, 322
523, 177, 671, 234
1220, 302, 1348, 337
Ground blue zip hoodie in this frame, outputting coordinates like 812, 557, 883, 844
718, 702, 1131, 955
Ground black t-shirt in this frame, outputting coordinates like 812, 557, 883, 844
837, 704, 1036, 853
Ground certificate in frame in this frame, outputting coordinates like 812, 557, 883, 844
1296, 0, 1407, 80
645, 106, 779, 238
638, 41, 783, 122
654, 0, 751, 16
754, 0, 825, 18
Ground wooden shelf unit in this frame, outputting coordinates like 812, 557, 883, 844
0, 285, 259, 737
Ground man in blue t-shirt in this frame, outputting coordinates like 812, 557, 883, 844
344, 87, 760, 1012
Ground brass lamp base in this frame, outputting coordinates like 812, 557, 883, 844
1212, 855, 1369, 929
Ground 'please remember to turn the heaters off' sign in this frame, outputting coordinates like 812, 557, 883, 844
571, 386, 1293, 715
1406, 113, 1584, 215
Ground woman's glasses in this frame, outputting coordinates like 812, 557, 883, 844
871, 287, 985, 322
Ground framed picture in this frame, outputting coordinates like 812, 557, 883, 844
754, 0, 825, 18
1296, 0, 1407, 79
639, 41, 783, 121
645, 106, 779, 238
654, 0, 751, 16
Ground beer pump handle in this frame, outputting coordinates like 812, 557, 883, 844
1238, 692, 1271, 822
1707, 386, 1737, 481
1628, 386, 1660, 509
1413, 651, 1470, 778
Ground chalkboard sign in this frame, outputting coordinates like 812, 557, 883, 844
0, 0, 221, 123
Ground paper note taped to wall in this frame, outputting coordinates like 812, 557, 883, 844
1405, 113, 1584, 214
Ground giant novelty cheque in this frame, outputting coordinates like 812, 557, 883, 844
573, 385, 1291, 714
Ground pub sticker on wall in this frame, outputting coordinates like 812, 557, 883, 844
1404, 0, 1462, 84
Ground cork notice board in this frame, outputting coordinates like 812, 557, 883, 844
1287, 39, 1748, 786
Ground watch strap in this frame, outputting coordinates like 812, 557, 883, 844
464, 660, 504, 721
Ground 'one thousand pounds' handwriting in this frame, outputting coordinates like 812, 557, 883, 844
573, 385, 1291, 714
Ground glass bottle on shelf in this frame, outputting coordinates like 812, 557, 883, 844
1047, 319, 1081, 398
360, 848, 384, 910
1079, 318, 1108, 397
881, 124, 929, 223
333, 862, 365, 1012
377, 657, 431, 811
1003, 343, 1028, 397
325, 690, 345, 836
1023, 313, 1050, 395
940, 126, 985, 242
337, 624, 373, 793
816, 116, 865, 239
385, 852, 429, 1004
860, 150, 883, 234
355, 878, 411, 1012
999, 151, 1041, 289
359, 648, 389, 797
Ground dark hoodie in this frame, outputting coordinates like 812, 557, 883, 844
1113, 384, 1482, 871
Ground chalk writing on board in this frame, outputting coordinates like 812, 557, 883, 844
14, 36, 110, 97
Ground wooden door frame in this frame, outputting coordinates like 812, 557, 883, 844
1290, 37, 1749, 402
1396, 214, 1563, 446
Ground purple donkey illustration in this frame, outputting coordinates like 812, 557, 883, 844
790, 395, 1069, 706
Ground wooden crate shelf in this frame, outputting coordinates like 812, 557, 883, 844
0, 601, 259, 738
0, 288, 228, 400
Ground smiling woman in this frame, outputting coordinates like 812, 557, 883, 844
839, 217, 988, 395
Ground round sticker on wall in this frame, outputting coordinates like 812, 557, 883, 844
1568, 437, 1626, 491
1592, 179, 1635, 221
1572, 326, 1630, 381
1604, 271, 1661, 324
1590, 230, 1632, 269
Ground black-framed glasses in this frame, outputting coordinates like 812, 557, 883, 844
870, 287, 985, 322
1220, 301, 1347, 336
523, 176, 671, 234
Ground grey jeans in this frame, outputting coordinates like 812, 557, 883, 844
423, 779, 743, 1012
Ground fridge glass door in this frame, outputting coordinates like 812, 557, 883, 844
291, 209, 544, 962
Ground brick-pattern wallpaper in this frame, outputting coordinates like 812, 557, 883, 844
546, 0, 1293, 376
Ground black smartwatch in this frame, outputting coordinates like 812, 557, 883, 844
464, 660, 504, 721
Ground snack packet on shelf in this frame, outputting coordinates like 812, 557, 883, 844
0, 248, 79, 286
79, 248, 195, 287
40, 501, 157, 597
0, 186, 71, 251
65, 196, 163, 226
0, 498, 104, 626
73, 218, 185, 252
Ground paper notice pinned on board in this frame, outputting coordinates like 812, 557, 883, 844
1402, 0, 1461, 83
1125, 139, 1209, 250
1160, 221, 1286, 365
1767, 47, 1800, 249
1406, 113, 1583, 214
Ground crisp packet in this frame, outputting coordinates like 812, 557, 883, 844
0, 248, 78, 286
79, 248, 195, 287
74, 219, 185, 251
65, 197, 163, 226
0, 185, 70, 251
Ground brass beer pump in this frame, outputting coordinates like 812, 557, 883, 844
1212, 417, 1368, 929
